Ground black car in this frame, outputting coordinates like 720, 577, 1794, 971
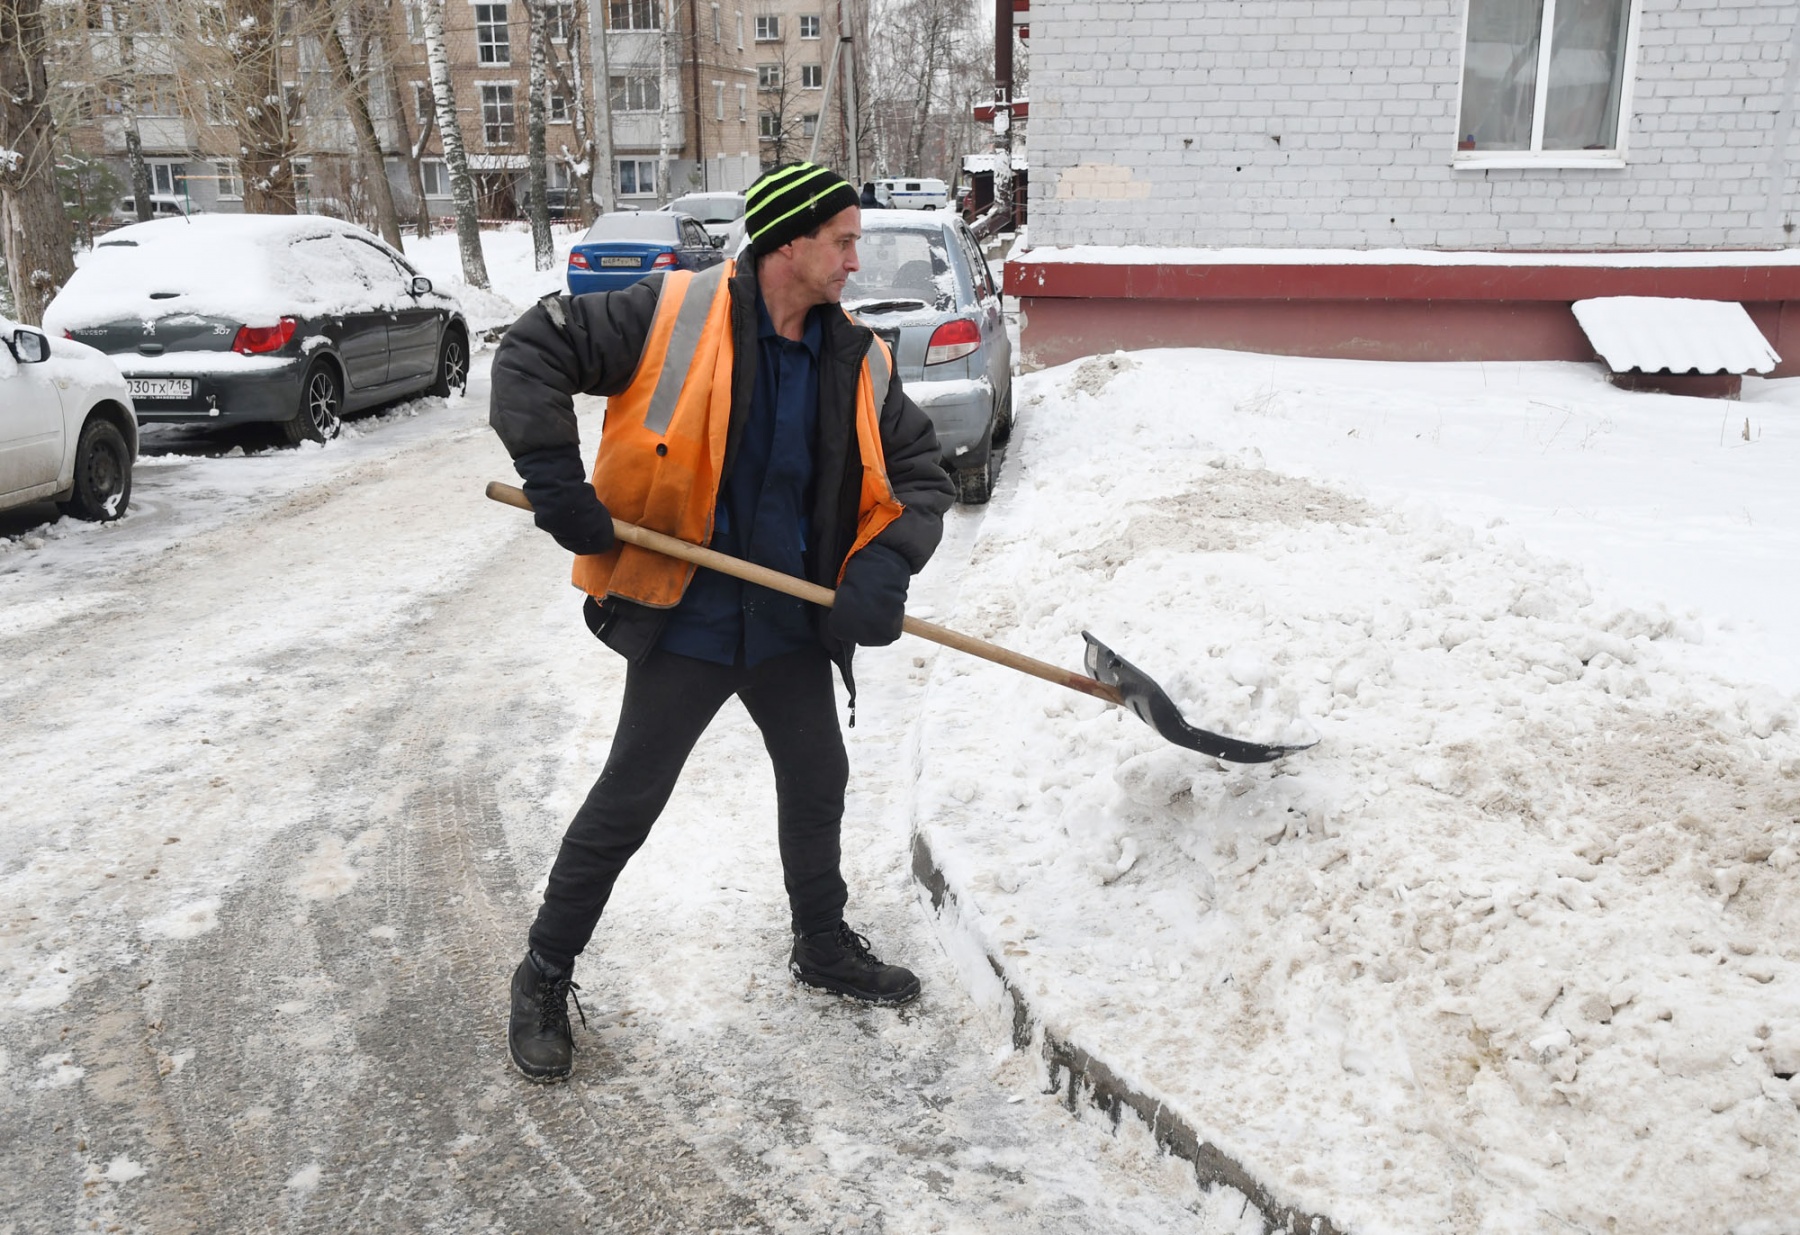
44, 215, 469, 444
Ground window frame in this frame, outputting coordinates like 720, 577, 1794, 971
1452, 0, 1643, 170
609, 74, 661, 113
421, 158, 449, 196
475, 2, 512, 66
753, 13, 779, 41
617, 157, 658, 197
479, 82, 517, 145
757, 62, 781, 90
212, 160, 243, 200
798, 13, 819, 38
801, 63, 822, 90
610, 0, 660, 31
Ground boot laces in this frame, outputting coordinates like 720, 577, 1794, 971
836, 924, 879, 967
539, 972, 588, 1032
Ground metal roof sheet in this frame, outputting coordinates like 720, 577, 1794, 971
1571, 296, 1779, 375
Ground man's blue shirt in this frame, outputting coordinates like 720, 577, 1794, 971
658, 293, 822, 666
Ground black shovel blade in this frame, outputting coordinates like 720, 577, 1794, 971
1082, 632, 1318, 764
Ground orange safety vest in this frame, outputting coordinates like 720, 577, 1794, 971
571, 261, 906, 608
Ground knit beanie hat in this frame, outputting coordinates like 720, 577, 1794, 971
744, 162, 860, 256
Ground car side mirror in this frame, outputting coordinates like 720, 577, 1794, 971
11, 329, 48, 363
410, 275, 433, 296
711, 234, 726, 249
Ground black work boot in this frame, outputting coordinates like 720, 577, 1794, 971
790, 922, 921, 1006
508, 951, 584, 1082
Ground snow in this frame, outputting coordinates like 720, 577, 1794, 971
6, 243, 1800, 1229
1573, 296, 1780, 375
911, 347, 1800, 1233
45, 215, 458, 332
1016, 244, 1800, 268
113, 351, 292, 375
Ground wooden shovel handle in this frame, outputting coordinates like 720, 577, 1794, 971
485, 481, 1121, 705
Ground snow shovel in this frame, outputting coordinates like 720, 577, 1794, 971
486, 481, 1314, 763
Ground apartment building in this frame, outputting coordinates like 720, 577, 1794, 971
49, 0, 758, 223
749, 0, 864, 180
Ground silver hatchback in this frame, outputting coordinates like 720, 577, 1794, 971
844, 210, 1012, 504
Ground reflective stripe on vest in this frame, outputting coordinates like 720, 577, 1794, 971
570, 264, 906, 608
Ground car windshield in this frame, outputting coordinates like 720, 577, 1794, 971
668, 195, 744, 224
843, 229, 955, 311
583, 214, 679, 242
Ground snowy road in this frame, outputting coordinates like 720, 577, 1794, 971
0, 358, 1213, 1233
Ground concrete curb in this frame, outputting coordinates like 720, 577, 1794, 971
910, 831, 1346, 1235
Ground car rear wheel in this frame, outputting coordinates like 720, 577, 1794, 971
428, 328, 468, 398
993, 383, 1014, 445
284, 362, 343, 444
59, 418, 132, 522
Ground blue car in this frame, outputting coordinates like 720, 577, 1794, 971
566, 211, 725, 294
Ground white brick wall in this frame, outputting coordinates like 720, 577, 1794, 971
1027, 0, 1800, 250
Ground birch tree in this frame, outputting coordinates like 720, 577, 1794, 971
525, 0, 553, 269
0, 0, 76, 323
422, 0, 488, 287
312, 0, 403, 246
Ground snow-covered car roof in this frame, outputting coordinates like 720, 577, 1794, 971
46, 214, 460, 333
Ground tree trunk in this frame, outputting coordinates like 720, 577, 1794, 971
0, 0, 77, 323
319, 20, 403, 247
591, 0, 616, 214
525, 0, 553, 270
656, 0, 672, 201
423, 0, 489, 287
230, 0, 298, 214
118, 31, 153, 221
385, 63, 434, 238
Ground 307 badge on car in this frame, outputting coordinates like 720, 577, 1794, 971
127, 378, 193, 399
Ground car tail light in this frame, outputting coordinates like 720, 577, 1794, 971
568, 251, 591, 269
651, 250, 679, 268
231, 317, 297, 355
63, 330, 74, 339
925, 318, 981, 365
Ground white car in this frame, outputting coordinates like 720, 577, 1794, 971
0, 315, 138, 521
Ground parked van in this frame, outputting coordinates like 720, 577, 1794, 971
871, 177, 949, 211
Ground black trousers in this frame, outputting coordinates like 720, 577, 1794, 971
528, 645, 850, 969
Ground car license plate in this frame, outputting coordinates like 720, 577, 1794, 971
127, 378, 193, 399
599, 256, 641, 268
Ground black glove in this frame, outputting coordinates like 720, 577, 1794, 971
514, 446, 615, 555
829, 544, 911, 647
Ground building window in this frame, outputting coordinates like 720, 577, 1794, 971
282, 83, 305, 125
147, 161, 186, 196
736, 83, 747, 121
758, 112, 778, 139
713, 80, 725, 120
610, 74, 660, 112
139, 77, 179, 117
610, 0, 659, 30
476, 3, 511, 64
212, 160, 243, 199
549, 91, 569, 122
801, 64, 822, 90
480, 83, 516, 144
1456, 0, 1635, 161
548, 160, 571, 190
802, 112, 817, 138
293, 159, 313, 201
404, 0, 425, 40
753, 13, 778, 40
617, 158, 657, 196
547, 1, 574, 41
799, 13, 819, 38
413, 81, 434, 126
711, 2, 720, 42
734, 9, 743, 48
757, 63, 781, 90
421, 158, 448, 196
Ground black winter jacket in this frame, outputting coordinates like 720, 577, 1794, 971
490, 260, 955, 675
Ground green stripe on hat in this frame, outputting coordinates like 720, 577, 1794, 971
743, 162, 859, 256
